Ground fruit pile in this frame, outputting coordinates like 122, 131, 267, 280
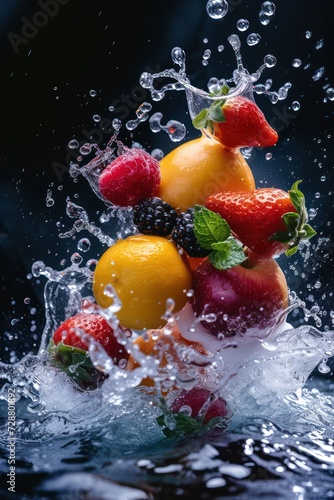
48, 94, 316, 433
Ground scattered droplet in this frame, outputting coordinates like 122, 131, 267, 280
206, 0, 229, 19
89, 89, 97, 97
93, 114, 101, 122
236, 19, 249, 31
112, 118, 122, 131
261, 1, 276, 16
68, 139, 79, 149
77, 238, 91, 252
292, 58, 302, 68
259, 11, 270, 25
305, 30, 312, 39
264, 54, 277, 68
325, 87, 334, 101
292, 101, 300, 111
265, 152, 272, 160
246, 33, 261, 46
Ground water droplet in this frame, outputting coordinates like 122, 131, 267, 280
312, 66, 325, 81
305, 30, 312, 39
89, 89, 97, 97
108, 105, 114, 112
320, 175, 326, 182
151, 148, 164, 161
217, 44, 224, 52
264, 54, 277, 68
71, 252, 83, 265
326, 87, 334, 101
171, 47, 186, 67
112, 118, 122, 131
80, 143, 92, 155
86, 259, 97, 272
68, 139, 79, 149
315, 38, 324, 50
77, 238, 91, 252
93, 114, 101, 122
236, 19, 249, 31
259, 11, 270, 25
261, 1, 276, 15
203, 48, 212, 60
246, 33, 261, 46
24, 297, 31, 305
139, 72, 154, 89
265, 152, 272, 160
206, 0, 229, 19
136, 101, 152, 119
292, 58, 302, 68
292, 101, 300, 111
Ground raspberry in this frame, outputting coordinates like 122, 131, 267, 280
172, 208, 210, 257
133, 197, 177, 237
98, 148, 161, 207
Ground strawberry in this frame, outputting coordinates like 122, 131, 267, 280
157, 387, 227, 437
49, 313, 131, 389
205, 181, 316, 258
193, 94, 278, 149
98, 148, 161, 207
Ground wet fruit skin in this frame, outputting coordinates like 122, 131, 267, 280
191, 250, 289, 337
93, 235, 193, 330
126, 326, 209, 389
52, 313, 129, 363
206, 188, 298, 257
171, 387, 227, 423
211, 95, 279, 149
158, 135, 255, 212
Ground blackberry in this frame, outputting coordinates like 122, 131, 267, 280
133, 197, 177, 236
172, 208, 210, 257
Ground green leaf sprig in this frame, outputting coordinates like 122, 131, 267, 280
269, 180, 317, 257
193, 205, 246, 270
192, 84, 230, 131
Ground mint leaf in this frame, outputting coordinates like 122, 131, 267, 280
194, 205, 230, 250
209, 237, 246, 270
192, 108, 209, 130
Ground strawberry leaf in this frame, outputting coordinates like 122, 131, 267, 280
194, 205, 230, 250
302, 224, 317, 239
192, 108, 210, 130
209, 238, 246, 270
288, 180, 304, 212
207, 100, 226, 123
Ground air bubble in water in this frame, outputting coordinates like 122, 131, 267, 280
292, 59, 302, 68
326, 87, 334, 101
93, 114, 101, 122
292, 101, 300, 111
265, 152, 272, 160
77, 238, 91, 252
261, 1, 276, 15
89, 89, 97, 97
246, 33, 261, 46
236, 19, 249, 31
206, 0, 229, 19
68, 139, 79, 149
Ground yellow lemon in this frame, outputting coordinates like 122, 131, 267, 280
93, 235, 192, 330
159, 134, 255, 212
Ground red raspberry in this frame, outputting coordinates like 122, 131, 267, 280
98, 148, 161, 207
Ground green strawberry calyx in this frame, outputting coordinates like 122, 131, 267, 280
192, 84, 230, 131
48, 340, 105, 389
193, 205, 246, 270
269, 180, 317, 257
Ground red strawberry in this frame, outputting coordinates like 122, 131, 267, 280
171, 387, 227, 423
49, 313, 131, 389
157, 387, 227, 437
205, 181, 316, 257
193, 95, 278, 149
98, 148, 160, 206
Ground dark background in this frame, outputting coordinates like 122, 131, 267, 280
1, 0, 333, 362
